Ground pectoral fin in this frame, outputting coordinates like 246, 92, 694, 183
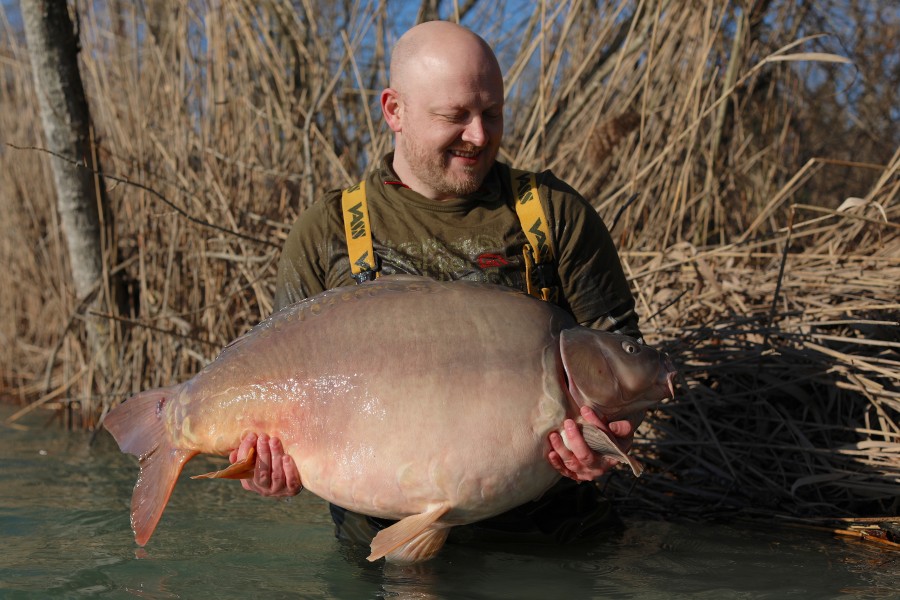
191, 447, 256, 480
580, 425, 644, 477
367, 503, 451, 564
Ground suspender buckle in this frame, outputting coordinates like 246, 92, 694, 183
352, 268, 379, 284
532, 262, 555, 290
522, 243, 559, 303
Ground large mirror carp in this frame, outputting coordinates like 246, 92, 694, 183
105, 275, 676, 563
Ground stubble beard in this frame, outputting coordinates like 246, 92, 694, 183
401, 134, 493, 198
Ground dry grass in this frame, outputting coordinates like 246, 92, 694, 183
612, 170, 900, 518
1, 1, 897, 519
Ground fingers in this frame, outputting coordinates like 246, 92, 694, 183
547, 449, 576, 480
265, 436, 302, 496
281, 455, 303, 495
548, 423, 594, 482
263, 436, 303, 495
579, 405, 607, 430
548, 432, 575, 476
608, 419, 633, 438
230, 433, 303, 497
268, 436, 284, 490
255, 433, 273, 488
607, 419, 635, 453
547, 419, 617, 482
581, 406, 636, 451
234, 432, 257, 462
267, 436, 301, 495
235, 433, 258, 492
227, 433, 287, 496
563, 419, 595, 465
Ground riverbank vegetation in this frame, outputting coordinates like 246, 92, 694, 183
1, 1, 897, 521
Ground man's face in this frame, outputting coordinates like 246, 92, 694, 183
395, 61, 503, 199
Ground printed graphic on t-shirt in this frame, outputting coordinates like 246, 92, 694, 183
378, 235, 525, 290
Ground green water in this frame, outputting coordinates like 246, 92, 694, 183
1, 405, 896, 599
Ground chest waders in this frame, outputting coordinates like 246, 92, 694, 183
340, 169, 559, 302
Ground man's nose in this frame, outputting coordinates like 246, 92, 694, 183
461, 117, 487, 146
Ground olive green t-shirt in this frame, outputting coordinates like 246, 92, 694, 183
274, 154, 640, 338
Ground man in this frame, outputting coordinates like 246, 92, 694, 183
230, 20, 642, 546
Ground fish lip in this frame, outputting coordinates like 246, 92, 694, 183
657, 354, 677, 400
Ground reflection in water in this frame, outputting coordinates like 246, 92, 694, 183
1, 404, 897, 599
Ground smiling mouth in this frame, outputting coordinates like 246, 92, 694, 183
449, 148, 480, 159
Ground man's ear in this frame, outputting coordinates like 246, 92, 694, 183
381, 88, 402, 132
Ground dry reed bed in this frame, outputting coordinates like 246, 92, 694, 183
1, 2, 898, 519
611, 168, 900, 519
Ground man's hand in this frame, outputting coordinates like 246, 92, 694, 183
229, 432, 303, 497
547, 405, 635, 481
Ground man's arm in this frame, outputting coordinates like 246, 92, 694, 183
540, 171, 643, 481
272, 200, 338, 311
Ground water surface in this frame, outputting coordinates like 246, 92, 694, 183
1, 405, 896, 599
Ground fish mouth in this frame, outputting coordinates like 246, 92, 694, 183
661, 355, 677, 400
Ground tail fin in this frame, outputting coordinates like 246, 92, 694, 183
104, 387, 197, 546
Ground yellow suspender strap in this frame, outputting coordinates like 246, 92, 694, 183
510, 168, 558, 303
341, 180, 379, 283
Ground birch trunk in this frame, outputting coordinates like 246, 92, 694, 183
22, 0, 111, 376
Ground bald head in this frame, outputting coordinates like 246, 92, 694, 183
390, 22, 502, 94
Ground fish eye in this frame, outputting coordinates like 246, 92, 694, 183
621, 341, 639, 354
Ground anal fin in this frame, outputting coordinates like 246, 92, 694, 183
191, 447, 256, 480
367, 503, 451, 564
383, 526, 450, 565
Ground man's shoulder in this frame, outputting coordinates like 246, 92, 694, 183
302, 186, 344, 215
284, 188, 344, 241
501, 162, 582, 199
291, 164, 391, 229
534, 169, 582, 200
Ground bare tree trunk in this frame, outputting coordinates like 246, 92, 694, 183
22, 0, 111, 375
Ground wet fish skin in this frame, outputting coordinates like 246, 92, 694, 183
104, 275, 676, 563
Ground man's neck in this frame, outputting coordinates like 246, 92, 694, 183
389, 154, 449, 201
